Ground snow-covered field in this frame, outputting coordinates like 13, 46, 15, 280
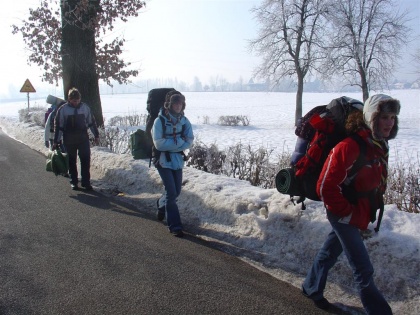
0, 90, 419, 314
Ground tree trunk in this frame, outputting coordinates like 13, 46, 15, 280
295, 75, 304, 126
360, 73, 370, 102
61, 0, 104, 127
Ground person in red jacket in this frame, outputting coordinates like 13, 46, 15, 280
302, 94, 400, 315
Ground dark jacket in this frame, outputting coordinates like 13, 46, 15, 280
54, 102, 99, 145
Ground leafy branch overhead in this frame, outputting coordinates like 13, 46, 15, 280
11, 0, 146, 86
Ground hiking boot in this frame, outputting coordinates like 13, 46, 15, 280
81, 183, 93, 191
313, 298, 331, 310
71, 183, 79, 190
171, 230, 184, 237
302, 287, 331, 311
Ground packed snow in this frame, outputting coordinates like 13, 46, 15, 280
0, 90, 419, 314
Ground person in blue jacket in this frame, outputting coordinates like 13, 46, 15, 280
152, 92, 194, 237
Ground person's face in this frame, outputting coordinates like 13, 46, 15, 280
377, 112, 396, 139
69, 98, 81, 106
171, 101, 183, 113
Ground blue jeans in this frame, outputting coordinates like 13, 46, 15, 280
302, 211, 392, 315
157, 166, 183, 232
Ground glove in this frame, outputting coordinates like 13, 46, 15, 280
45, 141, 49, 148
360, 229, 374, 240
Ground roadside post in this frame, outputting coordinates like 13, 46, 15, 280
19, 79, 36, 110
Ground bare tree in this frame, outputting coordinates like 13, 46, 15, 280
322, 0, 411, 101
209, 75, 220, 92
12, 0, 145, 126
413, 49, 420, 77
249, 0, 329, 125
192, 76, 203, 92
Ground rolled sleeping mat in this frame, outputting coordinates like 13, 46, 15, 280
275, 168, 301, 196
46, 95, 66, 106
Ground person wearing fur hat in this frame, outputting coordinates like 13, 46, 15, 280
302, 94, 400, 314
152, 92, 194, 237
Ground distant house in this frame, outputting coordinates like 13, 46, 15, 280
246, 78, 268, 91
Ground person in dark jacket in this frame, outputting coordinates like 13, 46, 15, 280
152, 92, 194, 237
302, 94, 400, 315
53, 88, 100, 190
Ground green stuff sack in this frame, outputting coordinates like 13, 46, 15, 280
46, 151, 54, 172
130, 129, 152, 159
49, 149, 69, 176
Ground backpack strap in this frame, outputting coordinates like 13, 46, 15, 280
342, 134, 368, 198
149, 116, 166, 167
374, 195, 385, 232
348, 133, 367, 177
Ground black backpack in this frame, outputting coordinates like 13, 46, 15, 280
145, 88, 177, 148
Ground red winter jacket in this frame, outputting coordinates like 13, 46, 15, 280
317, 128, 388, 230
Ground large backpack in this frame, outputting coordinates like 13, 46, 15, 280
148, 89, 187, 166
45, 95, 66, 128
276, 96, 365, 206
145, 88, 177, 142
130, 88, 178, 160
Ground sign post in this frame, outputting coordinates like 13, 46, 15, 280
19, 79, 36, 110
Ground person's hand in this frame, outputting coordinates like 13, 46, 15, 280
45, 141, 49, 148
52, 143, 58, 150
94, 137, 99, 145
360, 229, 374, 240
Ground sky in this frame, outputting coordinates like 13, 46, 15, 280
1, 0, 419, 98
0, 90, 419, 314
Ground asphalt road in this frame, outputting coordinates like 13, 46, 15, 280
0, 127, 334, 315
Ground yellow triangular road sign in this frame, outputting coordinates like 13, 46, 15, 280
20, 79, 36, 93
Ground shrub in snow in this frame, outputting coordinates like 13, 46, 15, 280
385, 154, 420, 213
217, 115, 250, 126
97, 126, 130, 155
19, 107, 46, 126
107, 113, 147, 127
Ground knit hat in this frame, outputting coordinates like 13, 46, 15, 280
363, 94, 400, 140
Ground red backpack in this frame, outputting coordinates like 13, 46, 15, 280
276, 96, 364, 205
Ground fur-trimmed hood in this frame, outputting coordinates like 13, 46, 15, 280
363, 94, 400, 140
164, 93, 186, 111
